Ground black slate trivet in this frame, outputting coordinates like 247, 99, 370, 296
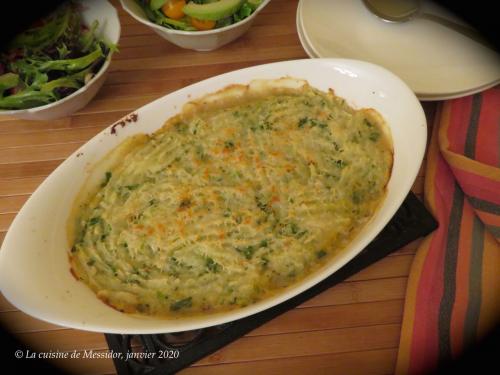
105, 192, 437, 375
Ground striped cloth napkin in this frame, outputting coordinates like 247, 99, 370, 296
395, 87, 500, 374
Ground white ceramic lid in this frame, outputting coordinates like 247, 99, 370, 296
298, 0, 500, 100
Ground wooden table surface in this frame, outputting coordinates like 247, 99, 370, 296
0, 1, 438, 373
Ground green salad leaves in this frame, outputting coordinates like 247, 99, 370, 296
0, 2, 117, 110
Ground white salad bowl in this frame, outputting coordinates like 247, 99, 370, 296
0, 59, 426, 334
0, 0, 120, 121
120, 0, 271, 51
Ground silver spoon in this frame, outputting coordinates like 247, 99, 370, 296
362, 0, 492, 48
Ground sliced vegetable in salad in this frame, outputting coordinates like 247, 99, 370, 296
136, 0, 264, 31
0, 1, 117, 110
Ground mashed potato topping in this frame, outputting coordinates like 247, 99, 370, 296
68, 79, 393, 317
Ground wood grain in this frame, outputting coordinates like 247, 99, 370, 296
0, 0, 438, 374
49, 348, 398, 375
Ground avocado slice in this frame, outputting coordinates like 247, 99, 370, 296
183, 0, 244, 21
